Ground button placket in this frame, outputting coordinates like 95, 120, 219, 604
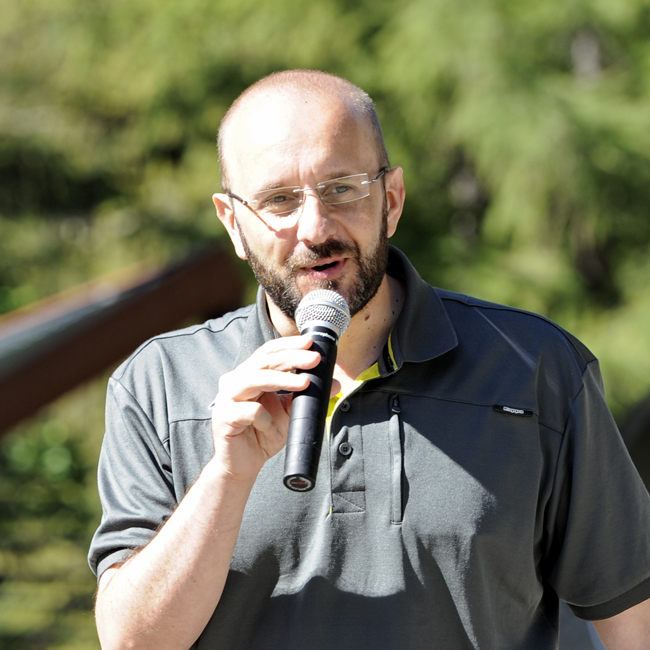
329, 398, 366, 513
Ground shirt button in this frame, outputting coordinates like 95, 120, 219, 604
339, 400, 350, 412
339, 442, 353, 456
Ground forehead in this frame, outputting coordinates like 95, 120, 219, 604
225, 90, 377, 190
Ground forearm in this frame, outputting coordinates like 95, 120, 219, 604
95, 459, 255, 650
94, 336, 317, 649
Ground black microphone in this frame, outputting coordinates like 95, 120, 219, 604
283, 290, 351, 492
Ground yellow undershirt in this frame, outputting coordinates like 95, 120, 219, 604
325, 334, 397, 433
325, 361, 381, 430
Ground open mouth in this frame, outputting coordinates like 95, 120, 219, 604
311, 261, 338, 272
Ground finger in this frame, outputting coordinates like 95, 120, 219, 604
212, 400, 265, 435
259, 391, 291, 436
213, 399, 279, 436
217, 368, 311, 403
214, 400, 284, 448
252, 348, 321, 373
250, 334, 314, 356
209, 336, 321, 412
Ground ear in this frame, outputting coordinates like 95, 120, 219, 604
212, 193, 247, 260
384, 166, 406, 238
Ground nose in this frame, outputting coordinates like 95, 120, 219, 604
294, 189, 336, 245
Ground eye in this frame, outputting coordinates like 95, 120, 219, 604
266, 193, 291, 204
321, 179, 364, 203
322, 182, 355, 200
259, 192, 300, 212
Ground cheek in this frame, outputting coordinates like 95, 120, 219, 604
252, 230, 297, 267
272, 231, 299, 262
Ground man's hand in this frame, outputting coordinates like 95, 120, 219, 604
209, 334, 320, 483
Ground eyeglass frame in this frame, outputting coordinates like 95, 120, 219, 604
224, 167, 390, 229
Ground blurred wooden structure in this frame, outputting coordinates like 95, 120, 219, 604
0, 244, 244, 435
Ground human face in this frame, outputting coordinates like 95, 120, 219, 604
215, 91, 404, 319
237, 191, 389, 319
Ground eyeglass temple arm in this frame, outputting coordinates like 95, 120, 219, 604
226, 190, 249, 206
361, 167, 389, 186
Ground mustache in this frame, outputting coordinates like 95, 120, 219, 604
285, 239, 359, 271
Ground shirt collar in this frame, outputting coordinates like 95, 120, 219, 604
233, 285, 279, 367
237, 246, 458, 370
382, 246, 458, 371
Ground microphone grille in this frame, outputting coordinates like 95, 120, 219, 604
295, 290, 351, 339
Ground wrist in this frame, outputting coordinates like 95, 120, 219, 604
201, 456, 259, 494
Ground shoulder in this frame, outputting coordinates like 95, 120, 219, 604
428, 289, 601, 434
107, 303, 257, 421
436, 288, 595, 370
113, 303, 255, 383
390, 247, 595, 377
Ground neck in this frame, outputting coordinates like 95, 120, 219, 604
267, 275, 405, 390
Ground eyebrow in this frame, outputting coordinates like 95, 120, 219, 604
254, 171, 358, 193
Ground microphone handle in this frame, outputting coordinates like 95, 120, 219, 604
283, 326, 338, 492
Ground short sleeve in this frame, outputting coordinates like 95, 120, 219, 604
88, 377, 177, 579
545, 360, 650, 619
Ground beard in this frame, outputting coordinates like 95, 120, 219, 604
238, 205, 389, 321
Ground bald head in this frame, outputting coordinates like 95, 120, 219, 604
217, 70, 390, 190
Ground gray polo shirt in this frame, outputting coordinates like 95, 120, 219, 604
89, 247, 650, 649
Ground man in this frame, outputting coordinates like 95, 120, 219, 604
89, 70, 650, 649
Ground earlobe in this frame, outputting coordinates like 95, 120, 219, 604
212, 193, 248, 260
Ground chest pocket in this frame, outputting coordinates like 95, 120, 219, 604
397, 394, 542, 547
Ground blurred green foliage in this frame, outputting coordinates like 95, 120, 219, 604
0, 379, 106, 649
2, 0, 650, 646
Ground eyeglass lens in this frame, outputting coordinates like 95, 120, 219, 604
252, 173, 372, 216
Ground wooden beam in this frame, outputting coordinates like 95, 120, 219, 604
0, 244, 245, 435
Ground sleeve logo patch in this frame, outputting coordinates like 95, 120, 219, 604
494, 405, 534, 417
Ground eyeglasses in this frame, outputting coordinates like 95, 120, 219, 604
225, 168, 388, 227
